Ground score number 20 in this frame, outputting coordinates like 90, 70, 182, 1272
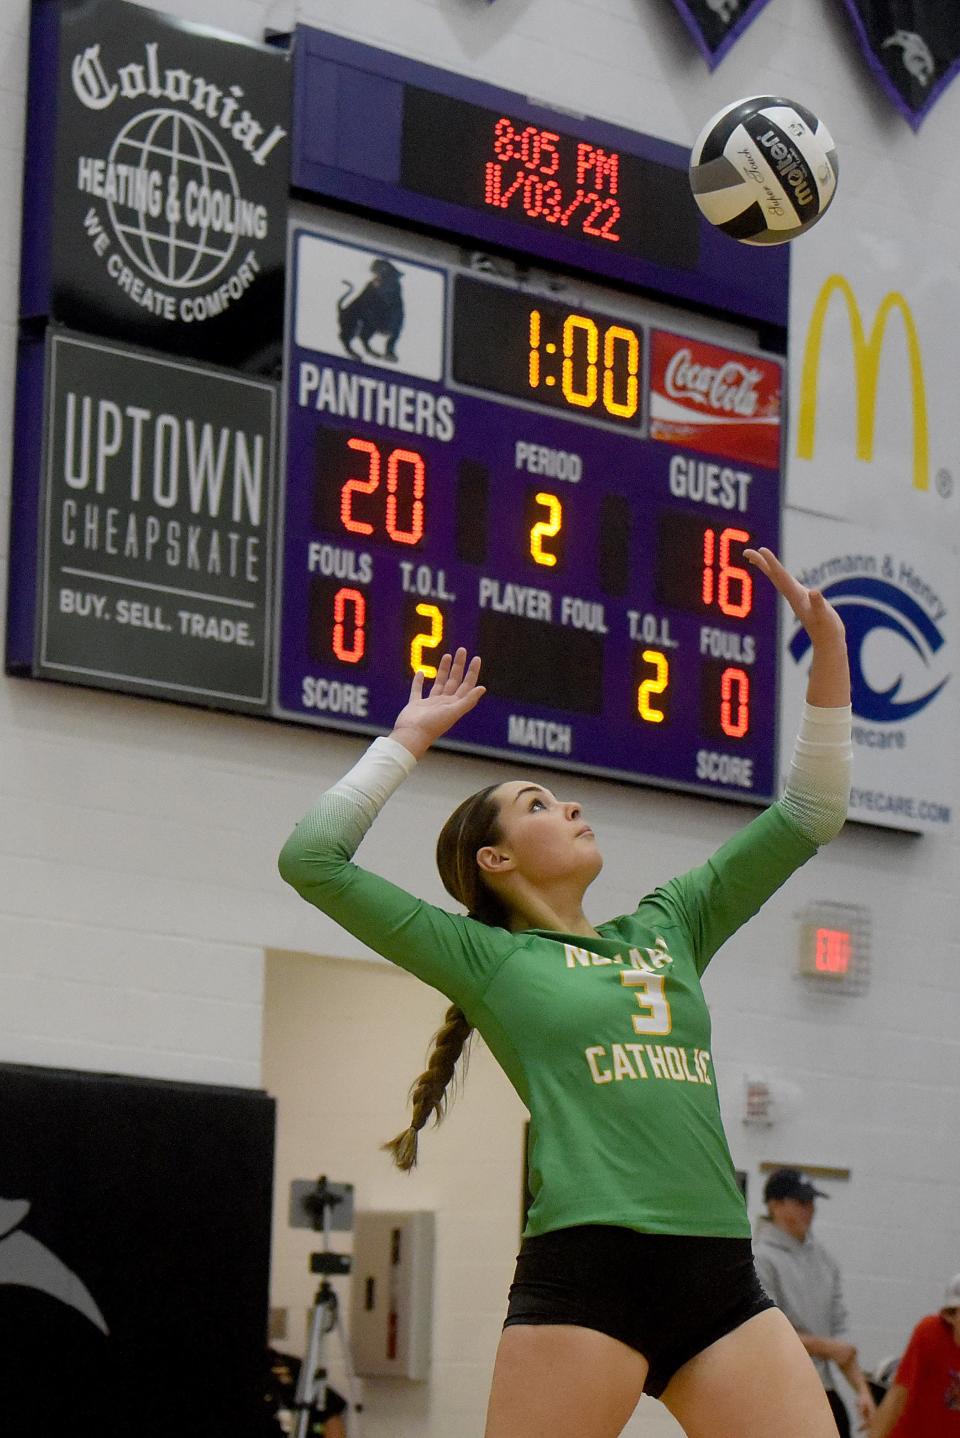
318, 436, 444, 672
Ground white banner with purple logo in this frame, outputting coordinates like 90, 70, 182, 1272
780, 510, 956, 834
840, 1, 960, 128
668, 0, 776, 68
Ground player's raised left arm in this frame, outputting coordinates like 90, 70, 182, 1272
746, 546, 851, 846
745, 546, 850, 708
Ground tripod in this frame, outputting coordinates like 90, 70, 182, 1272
292, 1178, 362, 1438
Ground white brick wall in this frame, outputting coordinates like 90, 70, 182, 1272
3, 1, 960, 1434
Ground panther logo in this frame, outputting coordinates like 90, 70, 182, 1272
788, 577, 948, 724
706, 0, 740, 21
337, 257, 405, 362
881, 30, 936, 87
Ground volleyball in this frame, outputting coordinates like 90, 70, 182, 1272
689, 96, 838, 246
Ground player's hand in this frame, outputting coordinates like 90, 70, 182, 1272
390, 648, 486, 759
744, 546, 846, 650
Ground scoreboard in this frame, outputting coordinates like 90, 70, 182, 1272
275, 224, 784, 802
274, 29, 790, 804
9, 16, 791, 808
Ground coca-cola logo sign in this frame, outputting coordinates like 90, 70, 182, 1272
24, 0, 290, 372
649, 330, 782, 469
663, 347, 764, 416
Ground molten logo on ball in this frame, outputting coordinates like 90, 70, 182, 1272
756, 130, 815, 210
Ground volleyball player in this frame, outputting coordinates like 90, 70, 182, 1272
279, 548, 852, 1438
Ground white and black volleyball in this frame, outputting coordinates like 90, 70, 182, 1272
689, 96, 838, 246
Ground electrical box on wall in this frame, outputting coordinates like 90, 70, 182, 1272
349, 1211, 435, 1380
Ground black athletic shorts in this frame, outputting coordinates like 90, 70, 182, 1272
503, 1225, 774, 1398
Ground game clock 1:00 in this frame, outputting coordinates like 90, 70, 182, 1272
451, 276, 643, 429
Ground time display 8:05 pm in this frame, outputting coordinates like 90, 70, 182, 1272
451, 275, 643, 428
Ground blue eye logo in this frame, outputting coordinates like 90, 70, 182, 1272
789, 577, 949, 724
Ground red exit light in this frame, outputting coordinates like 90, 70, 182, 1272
815, 927, 851, 976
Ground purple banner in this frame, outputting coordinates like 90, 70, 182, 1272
840, 1, 960, 129
669, 0, 776, 69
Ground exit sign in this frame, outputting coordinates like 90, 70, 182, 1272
797, 904, 871, 995
803, 926, 852, 978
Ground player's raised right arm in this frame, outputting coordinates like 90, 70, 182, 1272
277, 651, 499, 1009
387, 647, 486, 759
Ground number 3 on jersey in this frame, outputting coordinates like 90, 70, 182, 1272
620, 970, 672, 1035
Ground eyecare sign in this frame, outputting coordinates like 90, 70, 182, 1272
14, 331, 277, 711
21, 0, 289, 371
780, 510, 956, 833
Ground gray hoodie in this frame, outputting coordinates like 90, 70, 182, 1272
753, 1216, 850, 1389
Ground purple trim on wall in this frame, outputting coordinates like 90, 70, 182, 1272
5, 335, 46, 673
840, 0, 960, 130
18, 0, 59, 320
669, 0, 777, 69
294, 26, 689, 169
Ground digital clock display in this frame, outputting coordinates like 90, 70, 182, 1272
276, 225, 784, 803
452, 277, 643, 428
290, 27, 790, 330
400, 88, 699, 274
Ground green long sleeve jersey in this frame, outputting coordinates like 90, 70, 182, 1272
279, 777, 817, 1240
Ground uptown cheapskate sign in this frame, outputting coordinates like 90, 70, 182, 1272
8, 329, 278, 713
21, 0, 289, 372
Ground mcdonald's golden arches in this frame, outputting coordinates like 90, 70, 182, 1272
796, 274, 928, 492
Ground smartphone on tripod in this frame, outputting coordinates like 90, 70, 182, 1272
288, 1178, 360, 1438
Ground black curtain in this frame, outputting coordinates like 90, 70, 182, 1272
0, 1063, 275, 1438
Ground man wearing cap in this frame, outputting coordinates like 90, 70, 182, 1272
868, 1274, 960, 1436
754, 1168, 877, 1436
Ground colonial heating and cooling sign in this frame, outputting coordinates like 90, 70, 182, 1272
20, 0, 289, 371
9, 331, 277, 711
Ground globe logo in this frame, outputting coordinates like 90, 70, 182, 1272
106, 107, 240, 288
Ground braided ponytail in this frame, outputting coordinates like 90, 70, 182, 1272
383, 784, 506, 1170
382, 1004, 474, 1170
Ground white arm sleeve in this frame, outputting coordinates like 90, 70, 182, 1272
335, 735, 418, 815
294, 736, 418, 858
779, 703, 852, 846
